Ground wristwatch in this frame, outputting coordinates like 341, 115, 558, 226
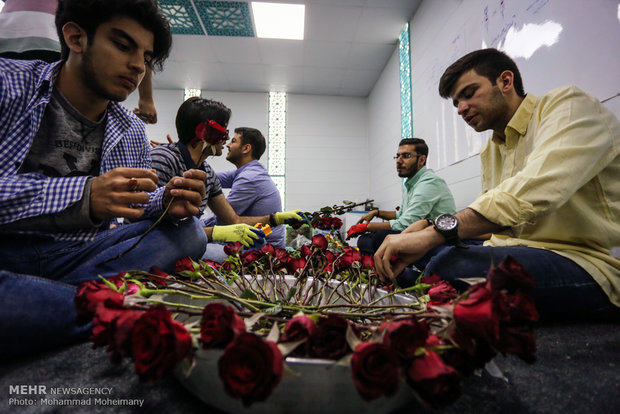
433, 213, 466, 247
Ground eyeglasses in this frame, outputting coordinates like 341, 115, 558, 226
393, 153, 419, 160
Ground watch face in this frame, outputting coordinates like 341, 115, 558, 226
436, 214, 457, 231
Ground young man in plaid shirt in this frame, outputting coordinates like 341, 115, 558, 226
0, 0, 207, 357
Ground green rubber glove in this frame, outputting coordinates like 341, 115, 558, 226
212, 224, 265, 247
273, 210, 308, 226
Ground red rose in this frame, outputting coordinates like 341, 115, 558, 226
330, 217, 343, 230
361, 254, 374, 269
311, 234, 328, 251
495, 289, 539, 324
241, 249, 261, 264
382, 318, 429, 362
224, 241, 243, 256
280, 314, 317, 345
486, 255, 535, 293
132, 305, 192, 382
324, 250, 335, 263
148, 266, 169, 287
439, 330, 496, 375
453, 283, 499, 344
322, 262, 334, 273
201, 259, 221, 270
314, 217, 331, 230
428, 281, 458, 305
218, 333, 283, 406
287, 257, 307, 273
107, 273, 140, 294
336, 247, 362, 270
350, 342, 400, 401
259, 244, 275, 255
300, 244, 313, 258
221, 260, 238, 273
174, 257, 199, 273
496, 324, 536, 363
74, 279, 125, 325
91, 299, 144, 363
420, 274, 442, 286
200, 303, 246, 348
274, 248, 290, 266
406, 350, 461, 408
308, 314, 350, 359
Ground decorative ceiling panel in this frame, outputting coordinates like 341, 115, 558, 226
159, 0, 205, 35
194, 1, 254, 37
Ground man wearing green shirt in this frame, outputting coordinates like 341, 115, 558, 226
347, 138, 456, 254
374, 48, 620, 320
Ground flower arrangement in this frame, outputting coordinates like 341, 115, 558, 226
295, 200, 372, 231
75, 236, 538, 411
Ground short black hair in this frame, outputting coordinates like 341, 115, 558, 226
55, 0, 172, 71
235, 127, 266, 160
438, 48, 525, 99
398, 138, 428, 157
175, 97, 232, 145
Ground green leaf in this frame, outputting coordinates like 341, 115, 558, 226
264, 303, 283, 315
284, 286, 297, 301
240, 289, 259, 301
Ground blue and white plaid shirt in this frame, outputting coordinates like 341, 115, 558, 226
0, 58, 165, 242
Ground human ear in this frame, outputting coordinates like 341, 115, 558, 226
62, 22, 87, 55
497, 70, 514, 93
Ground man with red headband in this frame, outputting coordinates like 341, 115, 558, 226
151, 97, 306, 251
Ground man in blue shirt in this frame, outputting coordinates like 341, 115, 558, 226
204, 127, 285, 247
347, 138, 456, 254
0, 0, 207, 357
151, 98, 305, 258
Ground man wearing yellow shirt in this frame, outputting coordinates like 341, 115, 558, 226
374, 48, 619, 320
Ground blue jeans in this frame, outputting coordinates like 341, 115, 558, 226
0, 217, 207, 358
397, 242, 618, 321
357, 230, 400, 255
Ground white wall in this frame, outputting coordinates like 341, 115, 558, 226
367, 49, 403, 212
408, 0, 483, 211
286, 94, 368, 211
124, 88, 370, 212
122, 88, 184, 145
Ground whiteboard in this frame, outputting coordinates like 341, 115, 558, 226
410, 0, 620, 169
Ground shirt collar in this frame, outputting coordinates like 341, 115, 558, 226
177, 142, 202, 170
404, 165, 427, 188
237, 159, 259, 174
36, 61, 62, 99
492, 93, 539, 148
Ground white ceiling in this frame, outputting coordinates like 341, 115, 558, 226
153, 0, 422, 96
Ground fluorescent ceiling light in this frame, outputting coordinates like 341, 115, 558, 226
252, 2, 305, 40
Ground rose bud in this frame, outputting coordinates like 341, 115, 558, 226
132, 305, 192, 383
381, 318, 430, 362
200, 303, 246, 348
74, 279, 125, 325
91, 299, 144, 364
224, 241, 244, 256
406, 350, 461, 408
218, 333, 283, 406
351, 342, 400, 401
308, 314, 351, 359
311, 234, 328, 251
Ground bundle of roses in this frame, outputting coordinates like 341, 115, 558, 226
202, 234, 377, 288
313, 216, 343, 231
293, 200, 370, 231
75, 243, 538, 409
